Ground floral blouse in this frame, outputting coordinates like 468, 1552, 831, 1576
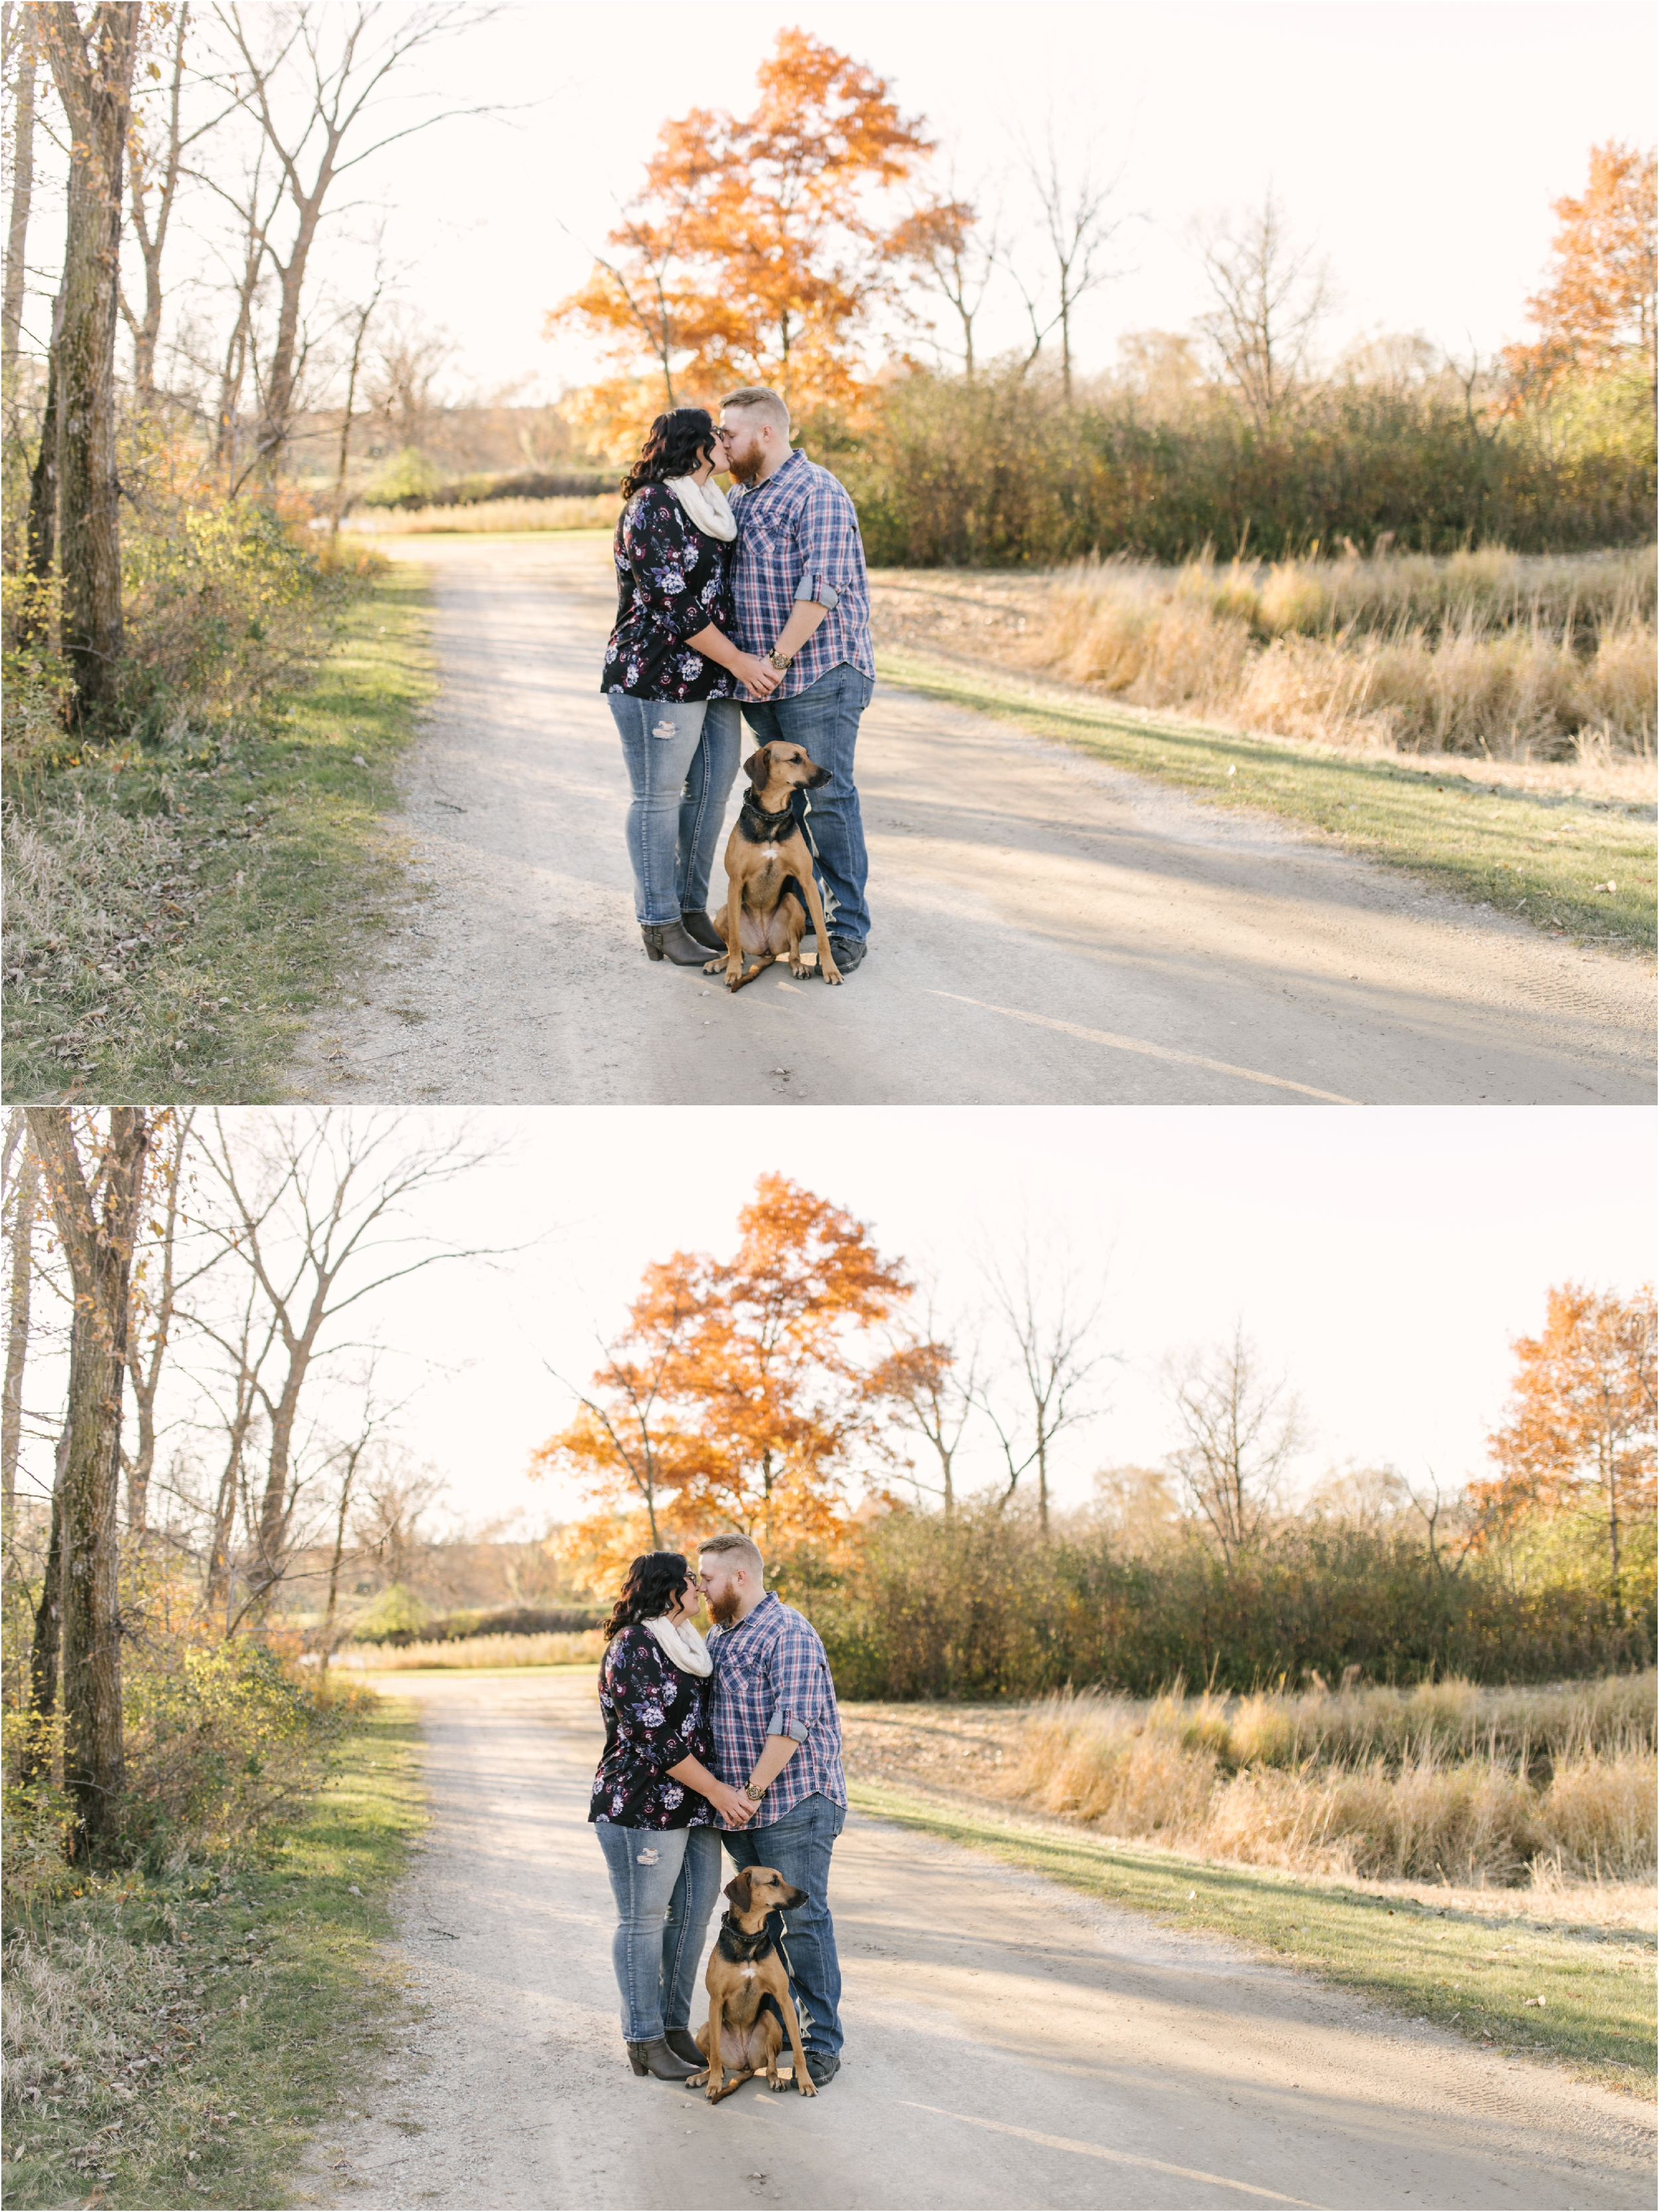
589, 1624, 717, 1831
602, 483, 736, 703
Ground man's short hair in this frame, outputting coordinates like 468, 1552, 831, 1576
720, 385, 790, 437
698, 1531, 765, 1580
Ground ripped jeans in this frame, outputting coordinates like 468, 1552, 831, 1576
593, 1821, 724, 2043
607, 695, 743, 926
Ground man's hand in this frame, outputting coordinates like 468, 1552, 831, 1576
711, 1781, 757, 1828
735, 653, 781, 698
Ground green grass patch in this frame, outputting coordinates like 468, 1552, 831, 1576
877, 648, 1656, 954
1, 1699, 425, 2210
3, 567, 435, 1103
849, 1779, 1656, 2096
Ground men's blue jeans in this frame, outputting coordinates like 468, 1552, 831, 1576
593, 1822, 723, 2043
607, 695, 743, 926
721, 1792, 846, 2059
740, 665, 873, 944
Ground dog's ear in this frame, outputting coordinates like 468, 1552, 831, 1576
743, 745, 770, 788
724, 1868, 753, 1912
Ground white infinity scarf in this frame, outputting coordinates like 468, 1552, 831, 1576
645, 1612, 713, 1676
666, 473, 737, 542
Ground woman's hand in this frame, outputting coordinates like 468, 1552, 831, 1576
735, 653, 781, 699
710, 1781, 757, 1828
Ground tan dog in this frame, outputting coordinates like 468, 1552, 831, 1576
705, 744, 843, 991
690, 1866, 817, 2104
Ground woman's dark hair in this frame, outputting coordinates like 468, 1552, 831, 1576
604, 1551, 691, 1640
620, 408, 718, 499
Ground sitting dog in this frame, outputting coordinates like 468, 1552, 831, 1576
689, 1866, 817, 2103
705, 744, 843, 991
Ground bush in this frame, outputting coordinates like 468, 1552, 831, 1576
807, 1507, 1656, 1702
831, 365, 1657, 568
350, 1604, 604, 1647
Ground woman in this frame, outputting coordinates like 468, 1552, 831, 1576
602, 409, 778, 967
589, 1550, 753, 2081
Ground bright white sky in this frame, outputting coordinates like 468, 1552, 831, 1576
266, 1102, 1652, 1532
370, 0, 1658, 398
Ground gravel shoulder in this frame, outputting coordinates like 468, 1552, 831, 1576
289, 1673, 1656, 2212
285, 538, 1654, 1106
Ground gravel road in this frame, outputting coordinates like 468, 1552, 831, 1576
287, 539, 1652, 1106
291, 1674, 1655, 2211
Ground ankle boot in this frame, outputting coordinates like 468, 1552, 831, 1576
626, 2035, 701, 2081
663, 2026, 703, 2067
679, 908, 725, 952
640, 920, 709, 967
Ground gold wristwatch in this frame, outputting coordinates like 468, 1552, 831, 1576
767, 648, 792, 671
743, 1779, 767, 1803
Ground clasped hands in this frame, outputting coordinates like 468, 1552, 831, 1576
733, 651, 783, 700
711, 1780, 759, 1829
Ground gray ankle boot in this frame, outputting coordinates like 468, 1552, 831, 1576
626, 2035, 701, 2081
640, 920, 708, 967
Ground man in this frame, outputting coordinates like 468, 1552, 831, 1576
718, 385, 876, 981
698, 1531, 846, 2088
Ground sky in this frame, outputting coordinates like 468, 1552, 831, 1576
15, 1, 1645, 409
117, 1101, 1646, 1536
364, 0, 1657, 397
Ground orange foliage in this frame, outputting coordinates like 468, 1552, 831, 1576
1475, 1282, 1657, 1612
532, 1176, 913, 1580
547, 29, 934, 419
1502, 141, 1658, 401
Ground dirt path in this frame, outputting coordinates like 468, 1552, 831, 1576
287, 539, 1652, 1105
291, 1674, 1654, 2211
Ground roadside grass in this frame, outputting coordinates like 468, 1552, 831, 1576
1, 1700, 424, 2211
849, 1778, 1657, 2097
3, 567, 435, 1104
877, 648, 1656, 954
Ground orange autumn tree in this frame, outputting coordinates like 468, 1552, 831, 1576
1473, 1282, 1657, 1620
1503, 141, 1658, 411
548, 29, 936, 429
533, 1176, 913, 1590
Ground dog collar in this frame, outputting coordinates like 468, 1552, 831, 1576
739, 797, 796, 836
719, 1911, 776, 1961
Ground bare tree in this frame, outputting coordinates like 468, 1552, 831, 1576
123, 1109, 200, 1540
194, 1109, 496, 1609
1005, 116, 1132, 398
36, 2, 140, 720
26, 1107, 151, 1854
2, 1111, 38, 1536
327, 257, 384, 533
870, 1286, 976, 1517
1166, 1323, 1307, 1566
2, 0, 38, 437
121, 3, 237, 406
1194, 190, 1332, 433
208, 1, 488, 476
972, 1232, 1108, 1533
893, 170, 998, 380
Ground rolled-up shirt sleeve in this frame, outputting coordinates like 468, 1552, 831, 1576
765, 1618, 833, 1742
792, 481, 859, 610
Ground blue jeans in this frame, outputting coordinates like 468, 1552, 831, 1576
741, 665, 873, 944
607, 695, 743, 926
593, 1821, 723, 2042
721, 1792, 846, 2058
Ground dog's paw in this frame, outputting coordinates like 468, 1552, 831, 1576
821, 969, 843, 986
686, 2069, 709, 2088
797, 2077, 818, 2096
768, 2076, 789, 2093
702, 957, 725, 975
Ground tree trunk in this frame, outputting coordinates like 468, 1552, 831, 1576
21, 307, 57, 640
21, 1436, 65, 1789
26, 1107, 149, 1854
2, 1136, 37, 1529
3, 6, 37, 421
40, 2, 137, 722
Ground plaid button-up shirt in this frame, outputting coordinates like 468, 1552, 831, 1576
707, 1590, 846, 1827
728, 449, 875, 702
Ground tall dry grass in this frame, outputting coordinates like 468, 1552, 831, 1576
348, 495, 619, 536
1002, 1674, 1656, 1887
1027, 545, 1657, 760
334, 1628, 605, 1670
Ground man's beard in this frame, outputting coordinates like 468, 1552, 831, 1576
707, 1588, 741, 1625
725, 447, 760, 486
